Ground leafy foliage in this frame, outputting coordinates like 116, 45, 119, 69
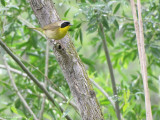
0, 0, 160, 120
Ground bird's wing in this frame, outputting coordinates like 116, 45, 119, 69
43, 23, 60, 31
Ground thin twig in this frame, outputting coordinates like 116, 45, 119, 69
99, 23, 121, 120
130, 0, 141, 54
0, 39, 72, 120
3, 56, 38, 120
0, 64, 115, 112
0, 117, 7, 120
17, 16, 46, 38
104, 13, 133, 21
0, 64, 28, 77
49, 87, 78, 110
17, 16, 116, 111
130, 0, 153, 119
18, 4, 115, 118
44, 41, 49, 87
0, 64, 78, 110
17, 16, 57, 88
90, 79, 115, 108
39, 39, 50, 119
0, 62, 118, 114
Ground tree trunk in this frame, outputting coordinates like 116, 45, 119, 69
29, 0, 104, 119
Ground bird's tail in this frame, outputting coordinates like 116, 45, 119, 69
28, 27, 43, 33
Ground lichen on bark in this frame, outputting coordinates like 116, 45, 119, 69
29, 0, 104, 119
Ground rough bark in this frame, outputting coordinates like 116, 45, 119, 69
29, 0, 104, 120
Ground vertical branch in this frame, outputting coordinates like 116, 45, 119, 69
0, 39, 72, 120
39, 40, 49, 119
130, 0, 153, 120
29, 0, 104, 119
99, 23, 121, 120
137, 0, 153, 119
3, 56, 38, 120
130, 0, 141, 54
44, 40, 49, 87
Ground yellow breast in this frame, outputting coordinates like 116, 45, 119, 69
44, 26, 70, 40
58, 26, 70, 39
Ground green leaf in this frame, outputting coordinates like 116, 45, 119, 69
69, 22, 81, 31
98, 27, 104, 40
1, 0, 5, 6
108, 1, 118, 7
77, 46, 82, 52
123, 90, 130, 113
102, 16, 110, 30
100, 99, 110, 106
62, 108, 70, 118
113, 19, 119, 29
54, 100, 62, 116
59, 86, 69, 99
113, 3, 121, 14
11, 105, 18, 114
64, 8, 70, 17
3, 23, 13, 33
80, 56, 95, 67
79, 28, 83, 45
148, 80, 159, 92
81, 0, 86, 3
43, 113, 52, 120
0, 79, 11, 88
11, 105, 26, 118
7, 5, 19, 10
87, 24, 98, 33
75, 30, 79, 40
0, 107, 8, 112
16, 109, 27, 118
75, 23, 82, 28
97, 43, 102, 55
90, 37, 99, 45
15, 99, 21, 108
106, 34, 114, 47
123, 102, 136, 117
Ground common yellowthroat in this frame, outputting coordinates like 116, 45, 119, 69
31, 21, 72, 40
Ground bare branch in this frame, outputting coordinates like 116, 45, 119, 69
17, 16, 114, 118
3, 56, 38, 120
99, 23, 121, 120
0, 63, 79, 112
130, 0, 141, 54
44, 42, 49, 86
0, 39, 72, 120
137, 0, 153, 119
39, 39, 50, 120
49, 87, 78, 110
17, 16, 46, 38
130, 0, 153, 119
0, 117, 7, 120
0, 64, 27, 77
29, 0, 104, 119
0, 64, 115, 112
90, 79, 115, 108
0, 63, 115, 112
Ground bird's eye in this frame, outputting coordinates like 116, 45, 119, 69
61, 22, 70, 28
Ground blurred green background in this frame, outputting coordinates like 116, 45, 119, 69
0, 0, 160, 119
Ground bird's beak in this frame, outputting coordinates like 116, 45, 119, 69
69, 24, 73, 26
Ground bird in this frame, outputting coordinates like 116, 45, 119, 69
30, 20, 72, 40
